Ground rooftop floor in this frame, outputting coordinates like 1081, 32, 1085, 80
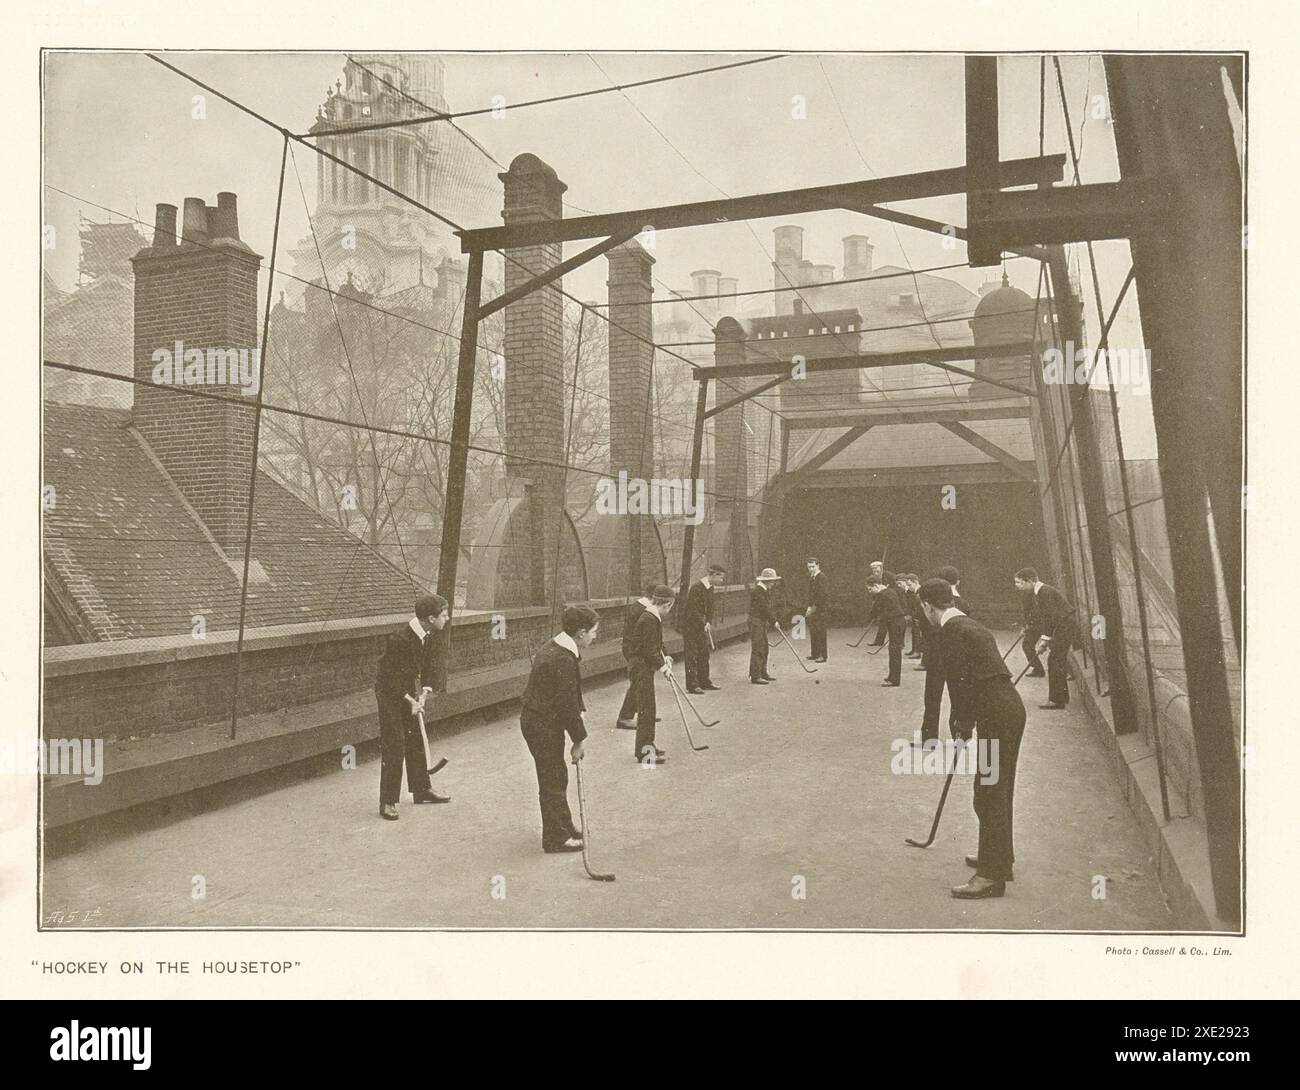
41, 627, 1175, 931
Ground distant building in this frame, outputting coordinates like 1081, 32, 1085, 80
287, 53, 502, 308
43, 220, 147, 408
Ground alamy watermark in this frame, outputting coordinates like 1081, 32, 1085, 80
890, 734, 1001, 785
150, 339, 261, 396
594, 470, 705, 526
1, 734, 104, 785
1041, 340, 1151, 395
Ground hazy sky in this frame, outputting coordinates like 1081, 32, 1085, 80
42, 50, 1155, 452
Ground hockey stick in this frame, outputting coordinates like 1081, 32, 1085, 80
666, 670, 720, 728
773, 622, 818, 673
573, 758, 615, 882
904, 739, 967, 848
1000, 625, 1026, 663
846, 626, 872, 649
666, 670, 710, 751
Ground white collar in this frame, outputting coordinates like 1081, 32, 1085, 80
553, 632, 580, 659
700, 576, 711, 589
637, 596, 652, 607
644, 601, 662, 620
1033, 582, 1044, 595
938, 606, 966, 627
409, 617, 428, 641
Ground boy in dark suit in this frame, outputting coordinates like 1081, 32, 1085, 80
804, 557, 829, 663
1015, 567, 1076, 709
903, 573, 926, 658
685, 564, 725, 694
749, 568, 781, 684
374, 594, 452, 820
918, 577, 1026, 899
520, 604, 601, 853
869, 573, 908, 686
866, 560, 887, 646
630, 585, 675, 764
615, 582, 657, 730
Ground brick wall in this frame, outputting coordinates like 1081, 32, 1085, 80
43, 589, 751, 743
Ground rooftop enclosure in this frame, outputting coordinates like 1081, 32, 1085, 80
42, 52, 1242, 932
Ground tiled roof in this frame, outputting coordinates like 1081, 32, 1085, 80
43, 402, 418, 643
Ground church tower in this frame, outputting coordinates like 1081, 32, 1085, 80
288, 54, 499, 303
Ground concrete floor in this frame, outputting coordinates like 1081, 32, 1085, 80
42, 629, 1175, 930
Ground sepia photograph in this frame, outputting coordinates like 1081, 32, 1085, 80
32, 44, 1246, 939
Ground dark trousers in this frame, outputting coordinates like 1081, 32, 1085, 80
920, 656, 947, 742
684, 627, 711, 689
972, 680, 1026, 882
910, 618, 925, 655
1022, 630, 1043, 672
870, 621, 887, 647
809, 615, 827, 660
1047, 637, 1071, 705
630, 662, 659, 758
748, 618, 770, 679
617, 665, 638, 722
377, 690, 431, 805
520, 712, 577, 849
885, 617, 906, 683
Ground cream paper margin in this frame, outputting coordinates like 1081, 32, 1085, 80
1, 0, 1290, 1000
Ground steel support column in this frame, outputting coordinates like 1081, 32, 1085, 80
437, 248, 485, 616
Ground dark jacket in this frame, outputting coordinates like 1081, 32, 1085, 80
685, 580, 715, 631
627, 607, 668, 670
375, 623, 439, 703
621, 599, 648, 661
807, 571, 829, 617
872, 585, 907, 623
1030, 584, 1075, 641
906, 588, 924, 622
749, 584, 775, 625
520, 638, 588, 743
936, 614, 1014, 722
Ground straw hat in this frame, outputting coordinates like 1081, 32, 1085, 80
755, 568, 781, 584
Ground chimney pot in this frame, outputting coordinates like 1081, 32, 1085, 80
181, 197, 209, 244
210, 192, 240, 240
153, 203, 178, 247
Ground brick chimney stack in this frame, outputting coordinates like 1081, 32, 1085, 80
131, 193, 263, 548
499, 154, 567, 605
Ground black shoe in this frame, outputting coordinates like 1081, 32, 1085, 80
965, 855, 1014, 880
412, 789, 451, 804
751, 677, 769, 685
702, 682, 722, 691
906, 652, 923, 659
814, 657, 827, 663
951, 876, 1006, 899
615, 718, 637, 730
806, 654, 819, 660
687, 687, 705, 695
881, 680, 900, 687
1038, 702, 1067, 710
762, 674, 777, 681
544, 838, 584, 854
379, 803, 399, 821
